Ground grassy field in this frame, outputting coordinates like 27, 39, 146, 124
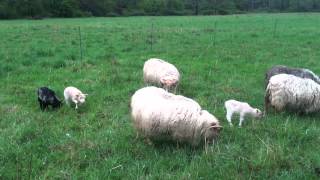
1, 13, 320, 179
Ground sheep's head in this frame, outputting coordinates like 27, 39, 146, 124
254, 108, 263, 119
51, 97, 62, 108
160, 75, 179, 90
200, 110, 222, 142
76, 93, 87, 104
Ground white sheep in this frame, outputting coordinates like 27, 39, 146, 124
224, 99, 263, 127
64, 86, 87, 109
130, 86, 221, 147
143, 58, 180, 92
265, 73, 320, 114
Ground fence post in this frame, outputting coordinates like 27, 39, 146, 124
150, 19, 154, 51
273, 19, 278, 38
78, 26, 83, 61
213, 21, 217, 47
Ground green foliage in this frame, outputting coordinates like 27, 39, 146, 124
1, 14, 320, 178
1, 0, 320, 19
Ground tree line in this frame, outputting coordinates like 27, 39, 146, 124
1, 0, 319, 19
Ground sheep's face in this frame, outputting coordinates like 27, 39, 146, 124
160, 76, 179, 89
254, 109, 263, 119
200, 110, 222, 142
76, 93, 87, 104
51, 97, 62, 108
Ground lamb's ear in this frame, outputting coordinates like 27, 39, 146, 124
256, 109, 262, 114
159, 78, 165, 86
83, 93, 88, 96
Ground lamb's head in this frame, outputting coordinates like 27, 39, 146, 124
76, 93, 87, 104
199, 110, 222, 142
253, 108, 263, 119
160, 75, 179, 90
51, 96, 62, 108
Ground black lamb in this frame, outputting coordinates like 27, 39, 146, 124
37, 87, 62, 111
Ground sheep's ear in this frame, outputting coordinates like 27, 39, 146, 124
210, 122, 222, 130
256, 109, 261, 114
159, 79, 165, 86
83, 94, 88, 96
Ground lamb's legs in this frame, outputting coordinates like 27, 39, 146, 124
71, 98, 78, 109
239, 114, 244, 127
38, 100, 44, 111
65, 100, 70, 106
226, 111, 233, 126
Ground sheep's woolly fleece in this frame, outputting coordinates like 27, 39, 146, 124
143, 58, 180, 90
266, 74, 320, 113
131, 86, 220, 146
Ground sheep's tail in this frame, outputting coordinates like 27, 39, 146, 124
264, 87, 271, 116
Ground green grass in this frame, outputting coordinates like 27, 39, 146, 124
1, 13, 320, 179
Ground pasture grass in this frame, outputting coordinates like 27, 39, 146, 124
1, 13, 320, 179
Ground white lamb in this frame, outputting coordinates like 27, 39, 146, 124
224, 99, 263, 127
131, 86, 221, 147
143, 58, 180, 92
63, 86, 87, 109
265, 73, 320, 114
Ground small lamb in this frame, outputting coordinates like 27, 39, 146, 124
224, 99, 263, 127
63, 86, 87, 109
37, 87, 62, 111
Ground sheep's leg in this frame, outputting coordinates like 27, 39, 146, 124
173, 85, 177, 94
40, 103, 45, 111
38, 99, 44, 111
71, 98, 78, 109
135, 132, 139, 140
65, 100, 70, 106
204, 137, 208, 154
239, 114, 245, 127
264, 89, 271, 115
226, 110, 233, 126
164, 86, 169, 92
43, 104, 48, 111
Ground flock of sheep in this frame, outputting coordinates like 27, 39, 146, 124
37, 58, 320, 147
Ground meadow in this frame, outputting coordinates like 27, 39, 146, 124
1, 13, 320, 179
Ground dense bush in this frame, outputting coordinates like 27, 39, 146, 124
0, 0, 320, 19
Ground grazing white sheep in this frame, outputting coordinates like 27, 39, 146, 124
224, 99, 263, 127
143, 58, 180, 92
64, 86, 87, 109
265, 74, 320, 114
130, 86, 221, 147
